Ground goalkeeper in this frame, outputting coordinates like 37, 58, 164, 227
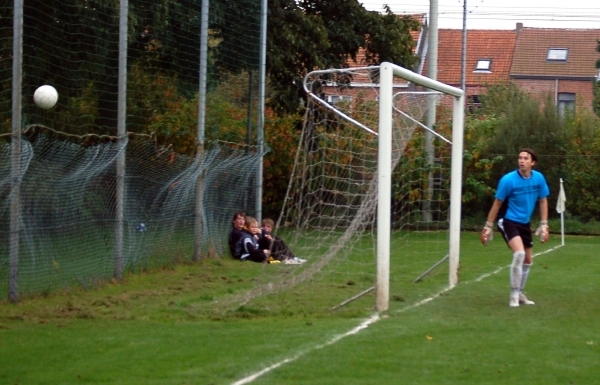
481, 148, 550, 308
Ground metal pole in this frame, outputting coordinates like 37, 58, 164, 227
256, 0, 267, 223
424, 0, 439, 223
330, 286, 375, 311
559, 178, 565, 246
246, 71, 254, 152
194, 0, 209, 261
461, 0, 467, 91
9, 0, 24, 303
427, 3, 439, 84
197, 0, 208, 147
414, 255, 449, 283
114, 0, 129, 280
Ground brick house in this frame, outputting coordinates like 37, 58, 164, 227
321, 18, 600, 113
421, 28, 517, 110
420, 23, 599, 113
510, 24, 600, 114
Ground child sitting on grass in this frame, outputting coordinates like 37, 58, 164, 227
239, 216, 271, 263
259, 218, 306, 264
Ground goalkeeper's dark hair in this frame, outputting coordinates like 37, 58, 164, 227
520, 148, 538, 163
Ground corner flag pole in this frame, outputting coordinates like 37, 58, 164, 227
556, 178, 566, 246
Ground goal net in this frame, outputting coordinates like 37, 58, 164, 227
226, 63, 464, 312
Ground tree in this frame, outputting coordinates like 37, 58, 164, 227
266, 0, 421, 115
0, 0, 205, 135
1, 0, 421, 133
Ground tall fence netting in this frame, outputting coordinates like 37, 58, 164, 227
0, 0, 264, 298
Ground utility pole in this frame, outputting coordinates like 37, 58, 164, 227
424, 0, 439, 222
461, 0, 467, 91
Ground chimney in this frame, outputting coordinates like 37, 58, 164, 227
516, 23, 523, 33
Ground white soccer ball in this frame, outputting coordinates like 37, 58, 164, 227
33, 85, 58, 110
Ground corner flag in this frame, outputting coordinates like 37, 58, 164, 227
556, 179, 566, 214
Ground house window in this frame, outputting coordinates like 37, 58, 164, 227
326, 95, 352, 105
467, 95, 482, 113
557, 92, 575, 117
547, 48, 568, 61
474, 59, 491, 72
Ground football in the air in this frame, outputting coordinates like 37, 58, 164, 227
33, 85, 59, 109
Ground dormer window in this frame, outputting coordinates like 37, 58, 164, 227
547, 48, 568, 61
475, 59, 491, 72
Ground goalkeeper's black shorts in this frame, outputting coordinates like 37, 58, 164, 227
497, 218, 533, 248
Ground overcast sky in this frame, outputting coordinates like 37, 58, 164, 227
360, 0, 600, 30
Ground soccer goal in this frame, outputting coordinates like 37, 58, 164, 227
227, 63, 464, 313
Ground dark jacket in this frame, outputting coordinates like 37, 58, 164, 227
228, 227, 245, 259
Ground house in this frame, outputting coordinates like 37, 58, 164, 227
421, 28, 517, 110
320, 18, 600, 114
421, 23, 599, 113
510, 24, 600, 114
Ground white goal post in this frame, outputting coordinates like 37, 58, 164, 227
376, 62, 464, 311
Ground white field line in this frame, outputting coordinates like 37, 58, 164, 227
231, 314, 381, 385
230, 244, 564, 384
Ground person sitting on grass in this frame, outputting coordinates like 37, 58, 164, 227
239, 216, 271, 263
259, 218, 306, 264
228, 211, 246, 260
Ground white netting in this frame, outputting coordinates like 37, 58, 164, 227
0, 126, 264, 297
224, 67, 454, 311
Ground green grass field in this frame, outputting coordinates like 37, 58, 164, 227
0, 233, 598, 384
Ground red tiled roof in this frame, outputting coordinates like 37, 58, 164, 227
422, 29, 517, 86
511, 28, 600, 79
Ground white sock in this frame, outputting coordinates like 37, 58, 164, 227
520, 263, 532, 292
510, 251, 525, 290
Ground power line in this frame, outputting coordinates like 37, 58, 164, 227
361, 1, 600, 28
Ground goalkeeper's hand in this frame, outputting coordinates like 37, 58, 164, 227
480, 221, 494, 246
535, 220, 549, 243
